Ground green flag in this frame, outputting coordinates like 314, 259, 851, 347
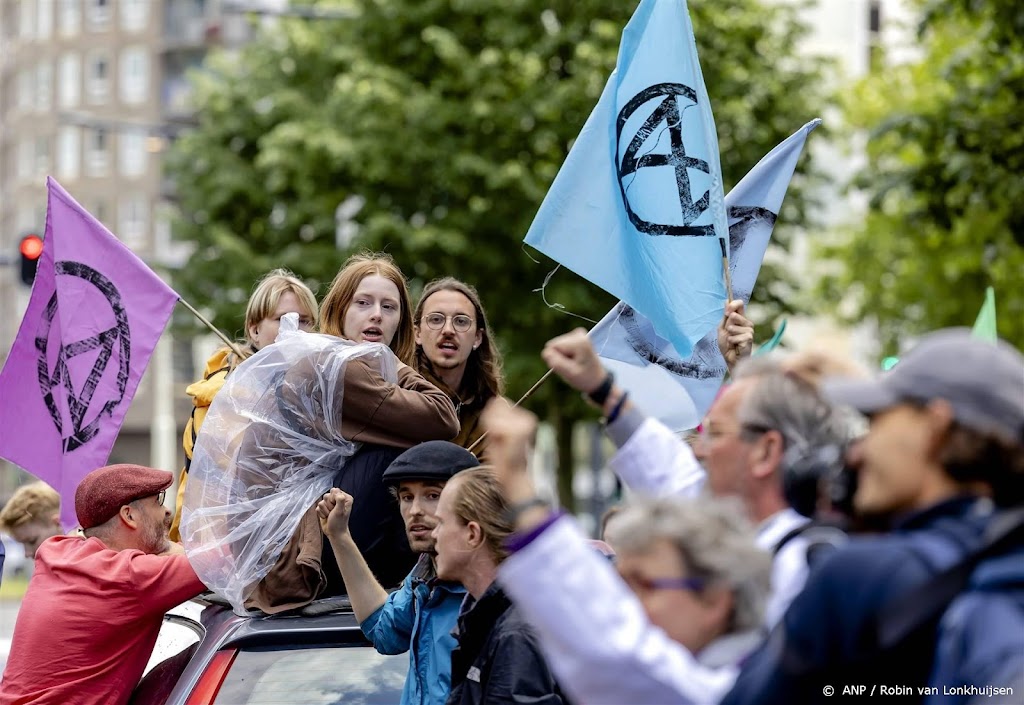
753, 319, 787, 356
971, 287, 997, 342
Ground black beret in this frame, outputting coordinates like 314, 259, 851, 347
76, 464, 173, 530
382, 441, 480, 485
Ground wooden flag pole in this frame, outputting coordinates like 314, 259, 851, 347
177, 298, 246, 359
467, 369, 555, 453
471, 239, 734, 454
719, 238, 734, 303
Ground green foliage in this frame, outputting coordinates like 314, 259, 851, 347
820, 0, 1024, 354
168, 0, 828, 500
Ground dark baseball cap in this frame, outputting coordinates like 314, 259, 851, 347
824, 328, 1024, 442
382, 441, 480, 485
76, 464, 173, 530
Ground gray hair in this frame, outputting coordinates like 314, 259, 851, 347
733, 356, 858, 466
607, 496, 771, 633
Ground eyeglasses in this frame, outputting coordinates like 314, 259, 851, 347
695, 423, 770, 445
128, 489, 167, 508
621, 573, 706, 593
422, 313, 475, 333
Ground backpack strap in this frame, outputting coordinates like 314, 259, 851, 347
773, 521, 848, 567
876, 507, 1024, 650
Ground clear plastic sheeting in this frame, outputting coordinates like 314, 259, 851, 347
181, 313, 397, 614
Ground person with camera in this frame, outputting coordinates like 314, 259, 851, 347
723, 329, 1024, 705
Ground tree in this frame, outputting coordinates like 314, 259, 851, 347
820, 0, 1024, 354
167, 0, 827, 507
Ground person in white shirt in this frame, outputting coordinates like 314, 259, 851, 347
486, 401, 771, 705
542, 318, 857, 627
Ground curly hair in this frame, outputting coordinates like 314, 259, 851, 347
607, 495, 771, 633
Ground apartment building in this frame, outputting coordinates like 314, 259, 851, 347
0, 0, 254, 493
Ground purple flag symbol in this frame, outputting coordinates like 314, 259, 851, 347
0, 177, 179, 529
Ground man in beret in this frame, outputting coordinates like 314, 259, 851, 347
317, 440, 480, 705
0, 464, 207, 705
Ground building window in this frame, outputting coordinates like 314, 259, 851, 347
35, 135, 51, 176
58, 53, 80, 108
869, 1, 882, 33
35, 61, 53, 111
20, 0, 35, 39
119, 47, 148, 104
87, 127, 109, 175
118, 130, 147, 177
17, 70, 34, 111
119, 0, 147, 31
18, 141, 34, 181
87, 0, 110, 29
59, 0, 80, 36
118, 195, 149, 247
38, 0, 54, 38
16, 206, 39, 234
87, 52, 109, 102
93, 199, 108, 224
57, 127, 81, 179
868, 0, 883, 70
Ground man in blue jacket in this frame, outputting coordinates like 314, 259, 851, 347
723, 328, 1024, 705
317, 441, 479, 705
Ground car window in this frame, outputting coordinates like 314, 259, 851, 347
213, 645, 408, 704
145, 614, 203, 676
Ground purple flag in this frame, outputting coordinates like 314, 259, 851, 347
0, 177, 179, 529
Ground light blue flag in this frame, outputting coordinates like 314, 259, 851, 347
589, 119, 821, 431
524, 0, 728, 359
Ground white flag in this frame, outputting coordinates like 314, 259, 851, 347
589, 119, 822, 431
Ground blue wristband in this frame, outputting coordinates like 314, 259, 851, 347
605, 391, 629, 425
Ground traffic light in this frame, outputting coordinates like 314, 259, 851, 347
19, 233, 43, 286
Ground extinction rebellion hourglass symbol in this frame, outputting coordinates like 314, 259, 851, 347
35, 261, 131, 453
616, 82, 716, 237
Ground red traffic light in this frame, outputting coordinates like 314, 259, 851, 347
19, 234, 43, 260
18, 233, 43, 286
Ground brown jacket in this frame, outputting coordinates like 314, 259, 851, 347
418, 365, 490, 457
246, 357, 458, 613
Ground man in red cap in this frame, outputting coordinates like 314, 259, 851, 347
0, 464, 207, 705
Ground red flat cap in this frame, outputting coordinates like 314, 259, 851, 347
75, 464, 173, 529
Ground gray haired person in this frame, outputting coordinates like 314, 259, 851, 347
542, 328, 858, 627
484, 400, 773, 705
607, 496, 771, 663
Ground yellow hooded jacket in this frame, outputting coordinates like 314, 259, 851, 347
169, 348, 235, 541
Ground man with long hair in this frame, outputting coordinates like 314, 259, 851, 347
413, 278, 504, 453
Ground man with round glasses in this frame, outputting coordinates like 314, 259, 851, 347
413, 278, 505, 454
0, 464, 206, 704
